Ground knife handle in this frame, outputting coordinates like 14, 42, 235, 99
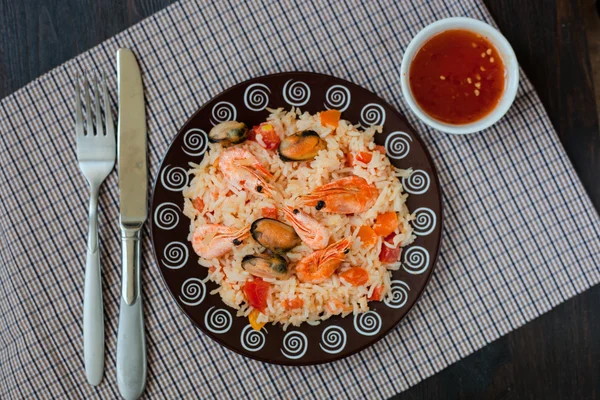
117, 226, 146, 400
83, 187, 104, 386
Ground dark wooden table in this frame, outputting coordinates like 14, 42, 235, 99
1, 0, 599, 398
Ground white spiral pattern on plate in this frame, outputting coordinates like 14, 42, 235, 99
281, 331, 308, 359
243, 83, 271, 111
160, 165, 188, 192
179, 278, 206, 306
403, 246, 430, 275
210, 101, 237, 125
360, 103, 386, 127
384, 131, 412, 160
402, 169, 430, 195
319, 326, 347, 354
384, 280, 410, 309
353, 311, 382, 336
182, 128, 209, 156
324, 85, 351, 112
161, 241, 188, 269
204, 306, 233, 334
412, 207, 436, 236
240, 325, 267, 352
282, 79, 311, 107
153, 202, 180, 230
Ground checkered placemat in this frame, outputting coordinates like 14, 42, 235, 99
1, 0, 599, 398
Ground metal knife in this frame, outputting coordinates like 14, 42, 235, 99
116, 48, 147, 400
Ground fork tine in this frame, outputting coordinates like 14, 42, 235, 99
75, 75, 84, 138
94, 76, 104, 136
102, 72, 114, 138
84, 74, 94, 136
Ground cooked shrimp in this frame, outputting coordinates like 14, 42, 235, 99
192, 224, 250, 259
218, 147, 275, 197
282, 206, 329, 250
299, 176, 379, 214
295, 237, 351, 283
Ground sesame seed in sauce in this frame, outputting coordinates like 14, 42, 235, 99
467, 77, 472, 84
490, 57, 495, 63
480, 66, 486, 71
474, 89, 480, 96
486, 49, 492, 55
440, 75, 446, 80
481, 52, 486, 58
476, 73, 481, 80
475, 82, 481, 88
471, 42, 477, 48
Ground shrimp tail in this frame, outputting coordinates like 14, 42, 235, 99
254, 162, 274, 179
320, 237, 351, 263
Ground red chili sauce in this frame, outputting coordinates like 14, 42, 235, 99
409, 29, 505, 125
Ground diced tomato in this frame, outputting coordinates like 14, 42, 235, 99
355, 151, 373, 164
283, 297, 304, 310
261, 207, 278, 219
248, 122, 281, 150
356, 225, 378, 248
192, 197, 204, 213
379, 233, 402, 264
243, 278, 271, 312
320, 109, 342, 128
375, 145, 386, 155
368, 286, 384, 301
248, 309, 266, 331
373, 212, 398, 237
340, 267, 370, 286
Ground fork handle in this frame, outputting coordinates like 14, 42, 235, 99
117, 225, 146, 400
83, 186, 104, 386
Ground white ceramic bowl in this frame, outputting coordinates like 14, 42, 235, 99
400, 17, 519, 135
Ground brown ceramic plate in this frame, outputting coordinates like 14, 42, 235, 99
150, 72, 443, 365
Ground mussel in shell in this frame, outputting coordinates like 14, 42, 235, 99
242, 253, 288, 279
250, 218, 301, 252
278, 130, 327, 162
208, 121, 248, 145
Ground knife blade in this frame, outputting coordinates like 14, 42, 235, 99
116, 47, 147, 400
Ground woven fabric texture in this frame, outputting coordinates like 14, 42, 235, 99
0, 0, 599, 398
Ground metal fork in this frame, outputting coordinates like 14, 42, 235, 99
75, 73, 115, 386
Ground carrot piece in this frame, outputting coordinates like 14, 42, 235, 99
192, 197, 205, 213
339, 267, 370, 286
356, 225, 378, 248
248, 309, 266, 331
355, 151, 373, 164
373, 212, 398, 236
320, 109, 342, 128
283, 297, 304, 310
347, 151, 373, 166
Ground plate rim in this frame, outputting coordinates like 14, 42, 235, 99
149, 70, 444, 366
